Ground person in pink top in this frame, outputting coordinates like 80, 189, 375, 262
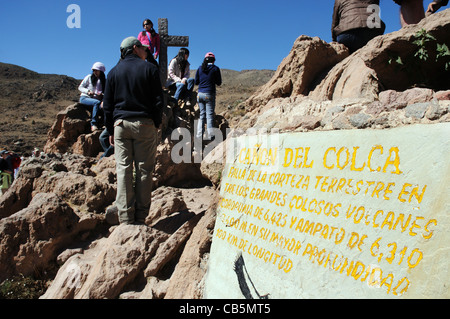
138, 19, 160, 61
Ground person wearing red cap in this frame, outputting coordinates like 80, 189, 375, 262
195, 52, 222, 141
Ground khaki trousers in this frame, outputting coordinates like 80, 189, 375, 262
114, 118, 157, 224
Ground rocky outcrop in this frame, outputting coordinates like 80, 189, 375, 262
1, 94, 220, 298
310, 9, 450, 101
242, 9, 450, 108
0, 192, 103, 283
244, 36, 349, 111
237, 88, 449, 132
44, 103, 97, 155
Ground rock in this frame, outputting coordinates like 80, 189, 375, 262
348, 113, 373, 128
72, 130, 103, 157
405, 102, 430, 119
140, 277, 170, 299
0, 193, 90, 282
310, 56, 381, 101
0, 177, 33, 219
165, 196, 219, 299
146, 187, 188, 226
426, 101, 448, 120
244, 36, 349, 111
32, 171, 115, 214
43, 102, 103, 157
377, 88, 434, 112
44, 103, 91, 154
57, 248, 84, 265
144, 212, 203, 277
41, 224, 169, 299
200, 140, 228, 187
153, 138, 209, 189
435, 90, 450, 101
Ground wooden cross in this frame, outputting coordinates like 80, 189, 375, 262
158, 18, 189, 86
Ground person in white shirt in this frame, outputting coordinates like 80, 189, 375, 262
78, 62, 106, 132
166, 48, 194, 106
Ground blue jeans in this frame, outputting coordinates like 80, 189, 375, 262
196, 92, 216, 139
173, 78, 195, 101
99, 128, 114, 159
80, 96, 102, 127
337, 28, 384, 53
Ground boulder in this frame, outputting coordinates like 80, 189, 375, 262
44, 103, 93, 155
40, 224, 169, 299
0, 193, 101, 282
244, 36, 349, 111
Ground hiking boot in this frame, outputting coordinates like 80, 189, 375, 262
105, 205, 119, 225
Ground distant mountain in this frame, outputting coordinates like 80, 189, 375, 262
0, 63, 80, 155
0, 62, 274, 155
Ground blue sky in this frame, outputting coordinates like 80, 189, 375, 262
0, 0, 440, 80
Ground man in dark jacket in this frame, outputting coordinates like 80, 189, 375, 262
103, 36, 164, 225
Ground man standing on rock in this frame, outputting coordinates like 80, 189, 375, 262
103, 36, 164, 225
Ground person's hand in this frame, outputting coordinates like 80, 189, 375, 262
109, 135, 114, 147
181, 78, 187, 84
426, 1, 442, 16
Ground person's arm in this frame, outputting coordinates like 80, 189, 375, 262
154, 34, 160, 59
182, 63, 190, 81
78, 75, 91, 94
168, 59, 182, 83
149, 65, 164, 128
215, 67, 222, 86
195, 68, 200, 85
331, 2, 340, 42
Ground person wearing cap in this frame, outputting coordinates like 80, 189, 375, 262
78, 62, 106, 131
195, 52, 222, 141
103, 36, 164, 225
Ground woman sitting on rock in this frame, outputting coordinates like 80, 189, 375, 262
78, 62, 106, 132
166, 48, 195, 106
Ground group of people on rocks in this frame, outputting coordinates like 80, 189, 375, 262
332, 0, 448, 53
77, 18, 222, 225
78, 18, 222, 154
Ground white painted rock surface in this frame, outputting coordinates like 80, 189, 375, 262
205, 123, 450, 299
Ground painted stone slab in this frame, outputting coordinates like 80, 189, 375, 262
204, 123, 450, 299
